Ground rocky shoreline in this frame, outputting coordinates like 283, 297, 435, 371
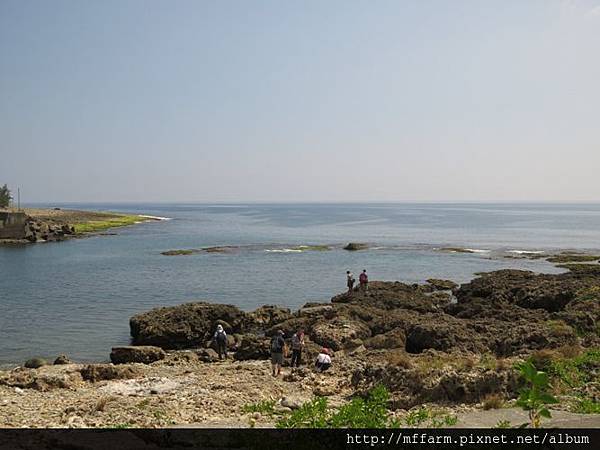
1, 264, 599, 428
0, 208, 160, 244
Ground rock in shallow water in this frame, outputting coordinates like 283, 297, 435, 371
24, 358, 48, 369
110, 346, 166, 365
129, 302, 246, 349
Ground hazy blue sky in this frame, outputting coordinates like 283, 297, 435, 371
1, 0, 599, 203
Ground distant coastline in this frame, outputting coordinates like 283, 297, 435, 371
0, 207, 164, 244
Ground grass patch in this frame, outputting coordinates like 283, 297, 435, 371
73, 215, 144, 233
401, 407, 458, 428
241, 400, 276, 416
482, 393, 505, 410
575, 398, 600, 414
494, 419, 512, 428
544, 348, 600, 391
110, 423, 133, 429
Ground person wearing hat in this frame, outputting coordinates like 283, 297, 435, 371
270, 329, 286, 377
213, 324, 228, 360
315, 347, 332, 372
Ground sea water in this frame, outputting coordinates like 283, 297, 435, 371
1, 202, 599, 366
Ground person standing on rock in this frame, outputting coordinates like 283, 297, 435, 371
213, 324, 228, 360
290, 329, 305, 368
346, 270, 355, 294
315, 348, 332, 372
270, 329, 286, 377
359, 269, 369, 292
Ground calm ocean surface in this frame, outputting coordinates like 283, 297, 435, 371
1, 203, 600, 367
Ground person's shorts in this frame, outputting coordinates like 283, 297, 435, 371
271, 352, 283, 365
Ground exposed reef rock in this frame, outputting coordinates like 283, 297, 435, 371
343, 242, 369, 251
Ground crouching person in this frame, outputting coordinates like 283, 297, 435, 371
315, 348, 332, 372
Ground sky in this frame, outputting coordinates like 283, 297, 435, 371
1, 0, 599, 203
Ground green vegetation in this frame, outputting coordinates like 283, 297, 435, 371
545, 320, 574, 338
515, 360, 558, 428
110, 423, 133, 429
401, 407, 458, 428
277, 385, 393, 428
241, 399, 277, 416
494, 420, 512, 428
528, 348, 600, 415
545, 348, 600, 390
276, 386, 457, 429
0, 184, 11, 208
73, 215, 144, 233
575, 398, 600, 414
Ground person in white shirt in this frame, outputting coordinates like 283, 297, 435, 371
346, 271, 355, 294
315, 348, 332, 372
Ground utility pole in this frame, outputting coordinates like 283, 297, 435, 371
17, 187, 20, 211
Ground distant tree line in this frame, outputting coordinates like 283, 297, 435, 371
0, 184, 12, 208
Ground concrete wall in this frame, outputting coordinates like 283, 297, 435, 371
0, 211, 27, 239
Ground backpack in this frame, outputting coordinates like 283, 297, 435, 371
216, 330, 227, 344
271, 336, 283, 353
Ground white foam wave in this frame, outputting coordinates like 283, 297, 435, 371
139, 215, 172, 221
265, 248, 303, 253
465, 248, 490, 253
508, 250, 544, 254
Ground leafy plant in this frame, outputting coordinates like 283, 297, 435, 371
494, 419, 512, 428
430, 414, 458, 428
403, 407, 430, 427
515, 361, 558, 428
241, 399, 277, 416
329, 384, 390, 428
276, 397, 330, 428
277, 385, 394, 428
574, 398, 600, 414
546, 348, 600, 390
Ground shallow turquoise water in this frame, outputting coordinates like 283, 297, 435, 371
1, 203, 599, 366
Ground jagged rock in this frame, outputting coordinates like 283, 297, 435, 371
196, 348, 220, 362
110, 346, 166, 364
280, 396, 311, 410
129, 302, 246, 349
310, 318, 371, 351
24, 358, 48, 369
244, 305, 293, 330
343, 242, 369, 251
53, 355, 71, 365
427, 279, 459, 291
365, 329, 406, 350
0, 368, 83, 391
80, 364, 142, 382
233, 335, 271, 360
